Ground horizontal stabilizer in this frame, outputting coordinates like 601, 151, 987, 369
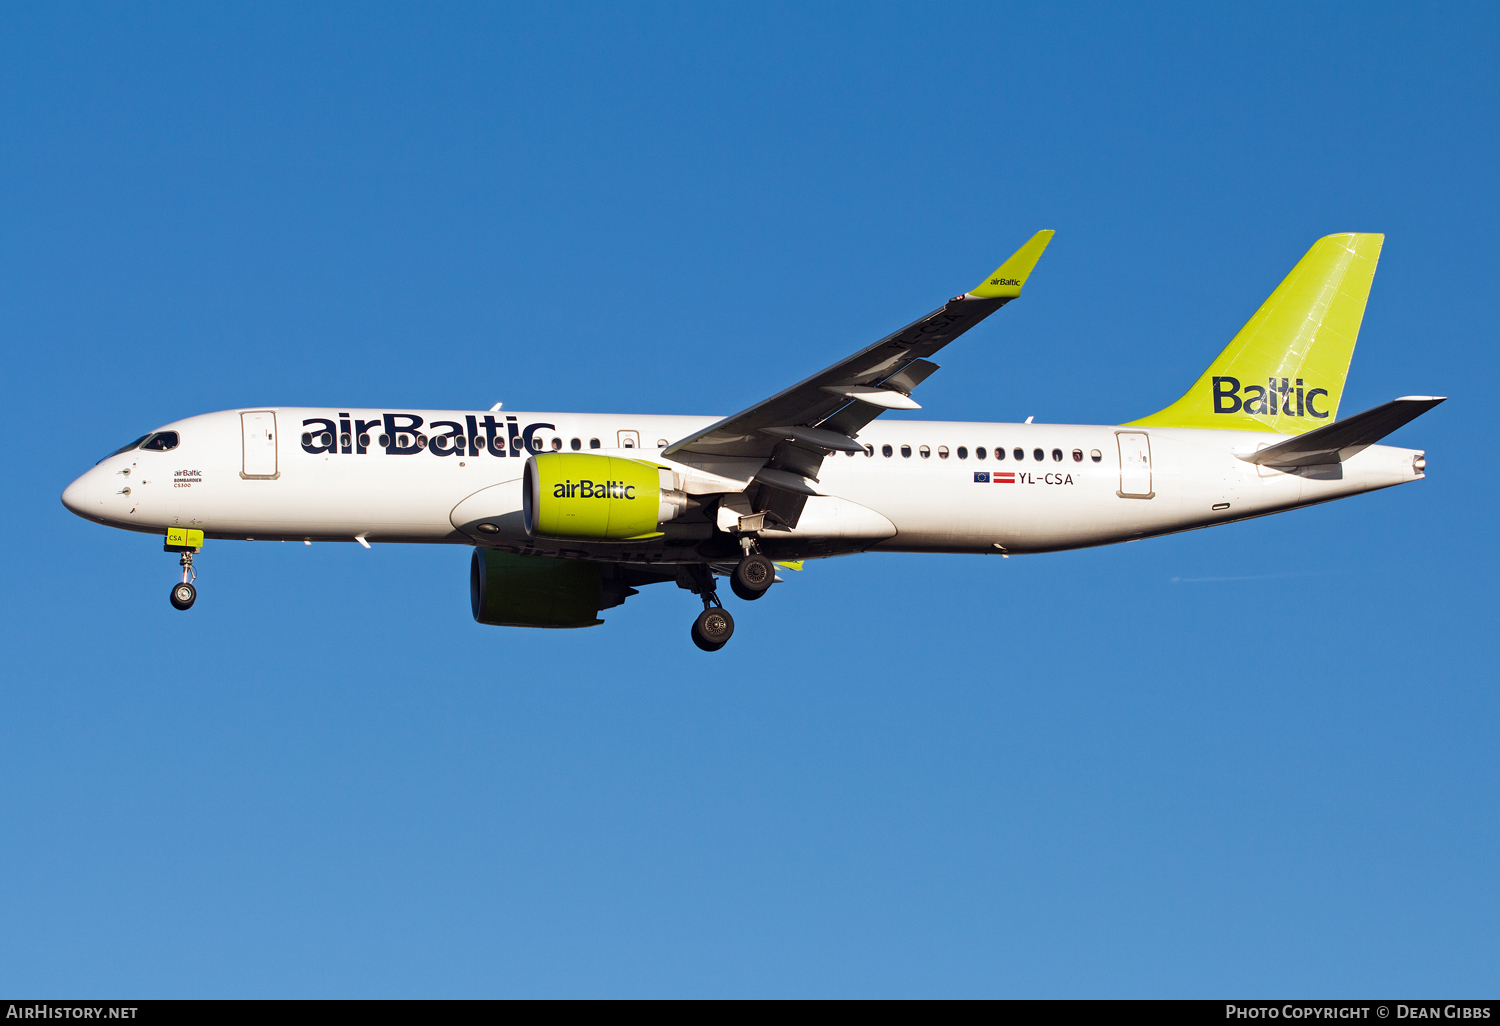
1239, 396, 1445, 468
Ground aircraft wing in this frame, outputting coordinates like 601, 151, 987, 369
664, 230, 1055, 462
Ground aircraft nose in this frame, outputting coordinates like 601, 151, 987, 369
61, 470, 93, 517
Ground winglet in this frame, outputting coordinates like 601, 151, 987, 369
966, 230, 1055, 299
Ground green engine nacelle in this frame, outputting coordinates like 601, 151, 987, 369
522, 452, 688, 541
470, 549, 605, 628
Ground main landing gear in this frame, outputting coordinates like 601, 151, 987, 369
692, 605, 734, 652
681, 552, 778, 651
681, 563, 735, 651
730, 553, 775, 602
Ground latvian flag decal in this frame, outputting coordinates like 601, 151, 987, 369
994, 472, 1016, 484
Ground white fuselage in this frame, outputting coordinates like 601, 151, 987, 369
61, 407, 1426, 561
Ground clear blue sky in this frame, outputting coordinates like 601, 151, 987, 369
2, 2, 1496, 998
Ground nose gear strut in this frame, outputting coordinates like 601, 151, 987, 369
164, 529, 202, 610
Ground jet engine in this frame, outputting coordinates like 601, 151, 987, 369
522, 453, 691, 540
471, 548, 606, 628
470, 548, 678, 629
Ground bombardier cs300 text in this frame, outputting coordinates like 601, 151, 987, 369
62, 231, 1442, 650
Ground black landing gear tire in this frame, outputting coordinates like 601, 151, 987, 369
170, 582, 197, 610
691, 607, 735, 651
731, 554, 775, 601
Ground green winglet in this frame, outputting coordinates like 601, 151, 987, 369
966, 230, 1056, 299
773, 560, 804, 571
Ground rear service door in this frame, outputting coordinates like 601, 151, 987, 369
242, 411, 279, 479
1116, 431, 1152, 498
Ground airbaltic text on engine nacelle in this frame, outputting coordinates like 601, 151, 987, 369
522, 453, 691, 541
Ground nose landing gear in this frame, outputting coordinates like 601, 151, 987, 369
164, 528, 202, 610
170, 574, 197, 610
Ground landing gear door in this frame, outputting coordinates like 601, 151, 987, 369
1116, 430, 1153, 498
241, 411, 279, 479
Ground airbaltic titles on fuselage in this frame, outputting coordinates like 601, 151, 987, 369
300, 413, 557, 457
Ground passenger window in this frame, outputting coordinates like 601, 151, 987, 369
358, 433, 370, 448
139, 431, 180, 452
379, 434, 391, 447
1033, 448, 1044, 461
882, 444, 893, 457
900, 445, 912, 458
1014, 448, 1024, 461
571, 438, 582, 450
976, 447, 987, 460
657, 439, 668, 448
551, 438, 562, 451
1051, 448, 1063, 462
995, 446, 1006, 461
340, 432, 351, 449
919, 445, 930, 459
957, 446, 968, 460
1072, 449, 1083, 462
937, 446, 949, 459
589, 438, 601, 449
1090, 449, 1102, 462
865, 444, 874, 457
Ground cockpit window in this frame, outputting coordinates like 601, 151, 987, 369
139, 431, 180, 452
99, 434, 151, 463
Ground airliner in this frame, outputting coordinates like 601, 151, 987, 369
61, 231, 1442, 650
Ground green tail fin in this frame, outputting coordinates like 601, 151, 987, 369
1129, 233, 1384, 433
